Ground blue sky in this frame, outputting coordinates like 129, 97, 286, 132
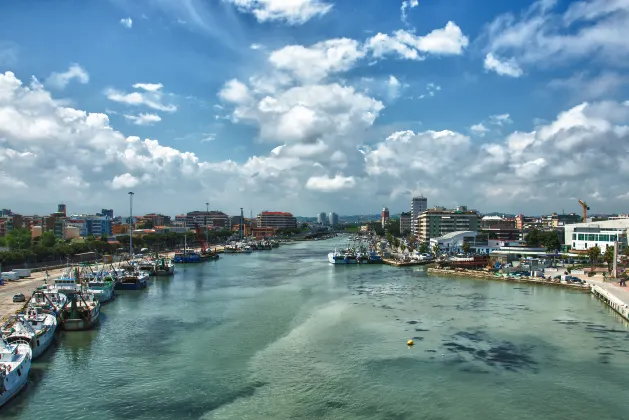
1, 0, 629, 217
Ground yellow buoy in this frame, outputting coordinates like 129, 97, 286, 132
407, 339, 414, 346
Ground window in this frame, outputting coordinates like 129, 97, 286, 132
611, 235, 617, 242
572, 234, 576, 240
599, 234, 609, 242
573, 242, 575, 248
588, 234, 596, 241
578, 234, 585, 240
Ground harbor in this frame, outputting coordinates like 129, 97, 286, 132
1, 237, 627, 419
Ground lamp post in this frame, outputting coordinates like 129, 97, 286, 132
205, 202, 210, 250
128, 192, 134, 259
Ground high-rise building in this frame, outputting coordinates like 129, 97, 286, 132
411, 196, 428, 236
57, 204, 67, 216
101, 209, 114, 219
381, 207, 390, 228
257, 211, 297, 230
328, 212, 339, 227
400, 212, 412, 236
317, 212, 327, 225
185, 211, 229, 229
417, 206, 479, 243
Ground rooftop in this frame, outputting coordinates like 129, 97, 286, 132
434, 230, 477, 240
260, 211, 294, 216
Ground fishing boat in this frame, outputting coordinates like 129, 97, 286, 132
173, 234, 204, 263
328, 247, 358, 264
87, 276, 116, 303
439, 254, 490, 268
154, 257, 175, 276
115, 268, 149, 290
0, 337, 31, 408
137, 259, 157, 276
58, 291, 100, 331
223, 244, 238, 254
2, 311, 57, 359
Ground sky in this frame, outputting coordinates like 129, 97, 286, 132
1, 0, 629, 218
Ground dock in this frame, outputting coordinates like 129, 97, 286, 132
382, 259, 432, 267
589, 279, 629, 321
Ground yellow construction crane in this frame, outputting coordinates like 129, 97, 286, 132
578, 199, 589, 223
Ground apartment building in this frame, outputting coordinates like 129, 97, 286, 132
257, 211, 297, 230
417, 206, 480, 243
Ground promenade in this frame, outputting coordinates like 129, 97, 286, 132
588, 278, 629, 321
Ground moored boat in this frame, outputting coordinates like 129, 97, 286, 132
115, 269, 149, 290
58, 291, 100, 331
0, 337, 31, 408
2, 311, 57, 359
154, 258, 175, 276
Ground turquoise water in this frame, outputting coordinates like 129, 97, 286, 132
3, 237, 629, 419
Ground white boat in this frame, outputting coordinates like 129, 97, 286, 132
154, 258, 175, 276
1, 311, 57, 360
29, 286, 68, 313
328, 248, 358, 264
0, 337, 31, 408
241, 245, 253, 253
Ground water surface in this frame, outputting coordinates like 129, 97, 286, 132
4, 237, 629, 419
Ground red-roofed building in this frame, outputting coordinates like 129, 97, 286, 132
257, 211, 297, 230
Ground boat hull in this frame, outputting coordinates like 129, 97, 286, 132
90, 288, 115, 303
61, 309, 100, 331
115, 280, 147, 290
31, 315, 57, 359
0, 345, 31, 409
328, 253, 358, 264
155, 266, 175, 276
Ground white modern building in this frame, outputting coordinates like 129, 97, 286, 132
564, 219, 629, 252
429, 231, 478, 254
317, 212, 328, 225
400, 212, 412, 236
411, 196, 427, 236
328, 212, 339, 227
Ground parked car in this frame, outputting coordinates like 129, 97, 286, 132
12, 293, 26, 302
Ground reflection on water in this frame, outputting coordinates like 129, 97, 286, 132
3, 236, 629, 420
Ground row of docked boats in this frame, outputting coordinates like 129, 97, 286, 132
328, 241, 383, 264
0, 255, 177, 409
223, 240, 279, 254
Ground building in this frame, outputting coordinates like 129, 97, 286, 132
100, 209, 114, 219
381, 207, 390, 229
66, 215, 113, 237
252, 226, 277, 239
185, 211, 229, 229
328, 212, 339, 227
417, 206, 480, 243
143, 213, 171, 227
515, 214, 539, 230
154, 226, 189, 234
430, 231, 478, 254
480, 216, 520, 241
411, 196, 428, 236
112, 223, 129, 235
231, 224, 252, 237
257, 211, 297, 230
57, 204, 67, 216
564, 219, 629, 252
317, 212, 328, 225
541, 213, 581, 228
53, 218, 66, 238
400, 212, 412, 236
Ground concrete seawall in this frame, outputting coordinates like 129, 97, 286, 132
590, 282, 629, 322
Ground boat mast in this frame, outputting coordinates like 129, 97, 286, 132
128, 191, 134, 260
240, 207, 244, 240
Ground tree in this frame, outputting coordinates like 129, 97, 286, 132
603, 246, 615, 273
386, 232, 393, 244
6, 228, 31, 250
40, 231, 57, 248
393, 237, 400, 250
400, 243, 406, 253
419, 242, 428, 254
432, 243, 441, 258
542, 231, 561, 252
587, 245, 601, 271
462, 242, 471, 254
524, 228, 541, 247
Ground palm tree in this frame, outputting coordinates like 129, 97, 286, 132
419, 242, 428, 254
587, 245, 601, 271
400, 244, 407, 254
393, 237, 400, 250
432, 243, 441, 258
462, 242, 471, 254
603, 245, 615, 273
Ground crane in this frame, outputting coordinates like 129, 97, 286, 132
577, 199, 590, 223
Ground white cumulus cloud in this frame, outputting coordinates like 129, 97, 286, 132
120, 17, 133, 28
224, 0, 332, 25
106, 83, 177, 112
124, 113, 162, 125
484, 53, 523, 78
45, 64, 89, 90
306, 174, 356, 192
401, 0, 419, 24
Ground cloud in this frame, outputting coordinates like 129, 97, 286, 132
45, 64, 89, 89
387, 75, 402, 100
133, 82, 163, 92
201, 134, 216, 143
106, 83, 177, 112
120, 17, 133, 28
218, 79, 252, 104
470, 123, 489, 136
489, 113, 512, 125
0, 41, 18, 67
548, 71, 629, 100
124, 113, 162, 125
110, 173, 139, 189
224, 0, 332, 25
366, 22, 469, 60
484, 53, 523, 78
481, 0, 629, 75
269, 38, 365, 83
401, 0, 419, 24
306, 174, 356, 191
250, 43, 263, 50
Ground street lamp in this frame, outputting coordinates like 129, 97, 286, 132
128, 192, 134, 258
205, 202, 210, 249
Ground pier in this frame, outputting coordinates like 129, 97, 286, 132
589, 280, 629, 321
382, 258, 432, 267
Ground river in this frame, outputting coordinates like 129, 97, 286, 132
4, 237, 629, 419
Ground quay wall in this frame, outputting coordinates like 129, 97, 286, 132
591, 285, 629, 321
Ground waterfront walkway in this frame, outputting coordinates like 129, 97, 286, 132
588, 279, 629, 321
